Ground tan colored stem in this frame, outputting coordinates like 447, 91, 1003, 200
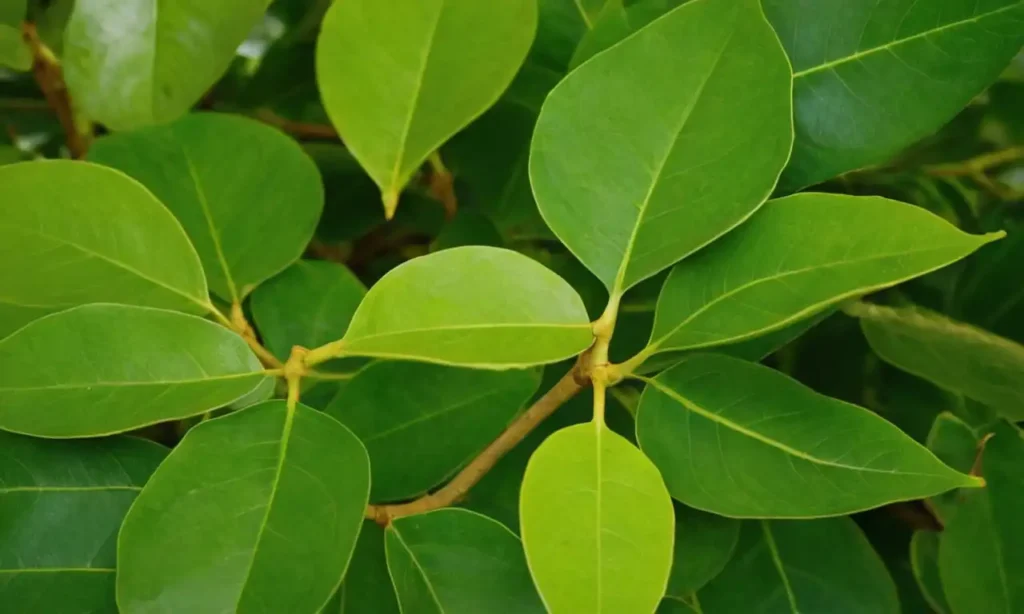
22, 23, 91, 158
926, 146, 1024, 177
253, 108, 339, 141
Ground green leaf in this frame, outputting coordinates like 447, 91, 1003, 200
117, 401, 370, 614
316, 0, 537, 217
385, 508, 544, 613
910, 531, 951, 614
657, 597, 700, 613
333, 521, 400, 614
0, 161, 209, 337
0, 305, 266, 438
569, 0, 685, 68
532, 0, 603, 71
88, 113, 324, 302
666, 505, 740, 598
520, 422, 674, 613
636, 353, 981, 517
762, 0, 1024, 191
939, 421, 1024, 614
530, 0, 792, 294
339, 247, 593, 368
0, 432, 166, 612
431, 211, 504, 252
64, 0, 272, 130
326, 362, 540, 502
853, 302, 1024, 421
251, 260, 366, 362
698, 518, 900, 613
925, 412, 979, 522
645, 194, 1001, 356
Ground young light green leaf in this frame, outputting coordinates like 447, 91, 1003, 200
698, 519, 900, 613
251, 260, 366, 362
762, 0, 1024, 191
385, 508, 544, 613
64, 0, 272, 130
316, 0, 537, 217
0, 305, 266, 438
636, 353, 981, 518
939, 421, 1024, 614
117, 401, 370, 614
520, 423, 674, 613
326, 362, 540, 502
643, 194, 1001, 357
926, 412, 979, 523
332, 522, 400, 614
852, 302, 1024, 421
911, 531, 951, 614
666, 505, 740, 598
88, 113, 324, 302
0, 161, 209, 337
0, 432, 166, 613
338, 247, 593, 368
530, 0, 792, 294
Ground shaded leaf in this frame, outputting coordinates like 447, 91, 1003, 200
569, 0, 685, 68
910, 531, 950, 614
332, 522, 400, 614
925, 412, 979, 522
431, 211, 504, 251
666, 504, 740, 598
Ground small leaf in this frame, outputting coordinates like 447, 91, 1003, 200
636, 353, 980, 517
0, 432, 166, 612
911, 531, 951, 614
569, 0, 684, 68
926, 412, 979, 522
530, 0, 792, 294
250, 260, 366, 361
666, 505, 740, 597
88, 113, 324, 302
316, 0, 537, 216
64, 0, 272, 130
117, 401, 370, 614
0, 305, 266, 438
385, 508, 544, 613
763, 0, 1024, 190
340, 247, 593, 368
699, 519, 900, 613
853, 302, 1024, 421
647, 194, 1000, 355
939, 421, 1024, 614
326, 362, 540, 501
334, 522, 400, 614
520, 422, 674, 613
0, 161, 209, 337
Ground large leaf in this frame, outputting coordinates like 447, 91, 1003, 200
0, 305, 266, 438
665, 505, 741, 598
520, 422, 674, 613
88, 113, 323, 302
337, 247, 593, 368
385, 509, 544, 613
939, 421, 1024, 614
645, 194, 1000, 356
63, 0, 271, 130
0, 432, 166, 612
698, 519, 900, 613
530, 0, 792, 294
636, 353, 980, 517
763, 0, 1024, 191
117, 401, 370, 614
327, 362, 539, 502
0, 161, 208, 337
250, 260, 366, 361
316, 0, 537, 217
853, 303, 1024, 421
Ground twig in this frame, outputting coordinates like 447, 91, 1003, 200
21, 23, 91, 158
253, 108, 339, 141
426, 151, 458, 220
926, 146, 1024, 178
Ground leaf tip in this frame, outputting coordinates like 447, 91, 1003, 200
981, 229, 1007, 244
382, 189, 400, 220
964, 474, 987, 489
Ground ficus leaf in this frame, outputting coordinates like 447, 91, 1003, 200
0, 304, 266, 438
0, 161, 209, 337
385, 508, 545, 613
338, 247, 593, 368
530, 0, 792, 294
0, 431, 166, 613
316, 0, 537, 217
88, 113, 324, 302
333, 521, 401, 614
520, 422, 675, 613
636, 353, 981, 518
911, 531, 951, 614
665, 505, 741, 598
926, 412, 979, 523
644, 194, 1001, 356
117, 401, 370, 614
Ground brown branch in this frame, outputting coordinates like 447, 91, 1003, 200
21, 23, 91, 158
366, 357, 591, 524
252, 108, 339, 141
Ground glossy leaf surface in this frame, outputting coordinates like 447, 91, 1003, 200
636, 354, 980, 517
520, 423, 674, 613
530, 0, 792, 293
118, 401, 370, 614
0, 161, 208, 337
340, 247, 592, 368
88, 113, 323, 302
0, 305, 265, 438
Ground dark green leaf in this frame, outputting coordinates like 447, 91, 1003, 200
910, 531, 951, 614
332, 522, 400, 614
666, 505, 740, 597
926, 412, 979, 522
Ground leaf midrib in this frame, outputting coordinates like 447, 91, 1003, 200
0, 371, 264, 392
760, 522, 798, 614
